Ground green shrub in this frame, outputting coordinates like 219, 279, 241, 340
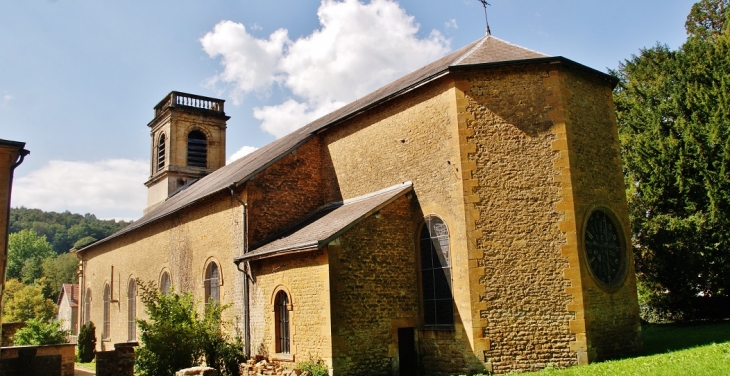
77, 321, 97, 363
297, 358, 328, 376
134, 280, 245, 376
12, 318, 69, 346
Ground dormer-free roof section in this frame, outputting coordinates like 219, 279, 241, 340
80, 35, 616, 252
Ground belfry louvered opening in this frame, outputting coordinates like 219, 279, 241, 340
157, 134, 166, 171
187, 130, 207, 167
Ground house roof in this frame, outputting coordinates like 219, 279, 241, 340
58, 283, 80, 307
234, 182, 412, 263
81, 34, 612, 252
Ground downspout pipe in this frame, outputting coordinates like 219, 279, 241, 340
1, 147, 29, 356
229, 183, 250, 357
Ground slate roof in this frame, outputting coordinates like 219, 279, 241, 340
58, 283, 80, 307
81, 34, 609, 252
234, 182, 412, 263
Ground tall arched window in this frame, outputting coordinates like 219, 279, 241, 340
187, 130, 207, 167
157, 133, 166, 171
127, 279, 137, 341
275, 290, 290, 354
103, 284, 111, 339
204, 262, 220, 304
420, 215, 454, 328
84, 288, 92, 325
160, 271, 171, 295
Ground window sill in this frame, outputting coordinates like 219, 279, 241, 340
271, 353, 295, 362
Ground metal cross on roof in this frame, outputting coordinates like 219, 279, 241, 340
478, 0, 492, 35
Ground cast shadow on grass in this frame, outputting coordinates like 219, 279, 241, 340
641, 320, 730, 356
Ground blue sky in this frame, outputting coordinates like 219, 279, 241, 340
0, 0, 695, 219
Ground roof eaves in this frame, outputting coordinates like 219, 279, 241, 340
449, 56, 619, 88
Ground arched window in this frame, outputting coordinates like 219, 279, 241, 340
275, 290, 290, 354
157, 133, 166, 171
84, 288, 92, 325
420, 215, 454, 328
127, 279, 137, 341
204, 262, 220, 304
103, 284, 111, 339
160, 271, 171, 295
187, 130, 207, 167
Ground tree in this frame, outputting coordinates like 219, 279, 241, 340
41, 252, 79, 301
613, 0, 730, 320
12, 318, 69, 346
77, 322, 97, 363
686, 0, 728, 40
7, 229, 54, 284
1, 279, 57, 322
134, 280, 244, 376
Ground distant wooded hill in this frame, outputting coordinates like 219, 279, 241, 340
9, 207, 131, 254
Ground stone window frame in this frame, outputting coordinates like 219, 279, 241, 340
127, 277, 137, 342
580, 203, 631, 292
159, 269, 172, 295
270, 285, 294, 362
417, 214, 455, 330
84, 287, 92, 325
186, 127, 209, 168
156, 132, 166, 172
203, 258, 223, 305
103, 283, 111, 341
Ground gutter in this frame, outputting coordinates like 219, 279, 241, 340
228, 184, 251, 357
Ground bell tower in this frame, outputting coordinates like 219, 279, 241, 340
144, 91, 229, 214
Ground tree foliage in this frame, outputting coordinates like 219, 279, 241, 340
12, 318, 69, 346
613, 0, 730, 320
9, 207, 130, 254
77, 321, 97, 363
41, 252, 80, 301
134, 280, 244, 376
7, 229, 54, 284
2, 278, 57, 322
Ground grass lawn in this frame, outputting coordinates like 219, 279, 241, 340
75, 360, 95, 371
539, 321, 730, 375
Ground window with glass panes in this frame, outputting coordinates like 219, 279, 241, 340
419, 215, 454, 328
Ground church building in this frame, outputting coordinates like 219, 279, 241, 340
76, 34, 642, 375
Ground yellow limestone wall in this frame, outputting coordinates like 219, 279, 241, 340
322, 78, 484, 374
80, 192, 244, 350
454, 63, 640, 373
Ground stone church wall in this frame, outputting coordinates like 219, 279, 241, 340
247, 137, 328, 246
327, 195, 419, 375
248, 249, 332, 367
457, 65, 577, 373
81, 192, 243, 350
560, 67, 641, 360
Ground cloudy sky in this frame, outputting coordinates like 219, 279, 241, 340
1, 0, 695, 220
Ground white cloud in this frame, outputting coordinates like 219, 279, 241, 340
1, 94, 14, 107
227, 145, 259, 164
445, 19, 458, 29
202, 0, 451, 138
12, 159, 148, 220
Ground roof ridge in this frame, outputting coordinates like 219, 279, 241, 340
453, 35, 490, 65
486, 34, 549, 57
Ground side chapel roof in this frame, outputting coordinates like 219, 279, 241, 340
81, 35, 614, 252
235, 182, 412, 263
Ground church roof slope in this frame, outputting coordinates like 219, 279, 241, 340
234, 182, 413, 263
82, 35, 612, 251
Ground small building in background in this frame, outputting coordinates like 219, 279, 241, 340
57, 283, 80, 343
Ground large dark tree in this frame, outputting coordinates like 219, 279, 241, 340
613, 0, 730, 320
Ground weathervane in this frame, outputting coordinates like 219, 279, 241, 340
478, 0, 491, 35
